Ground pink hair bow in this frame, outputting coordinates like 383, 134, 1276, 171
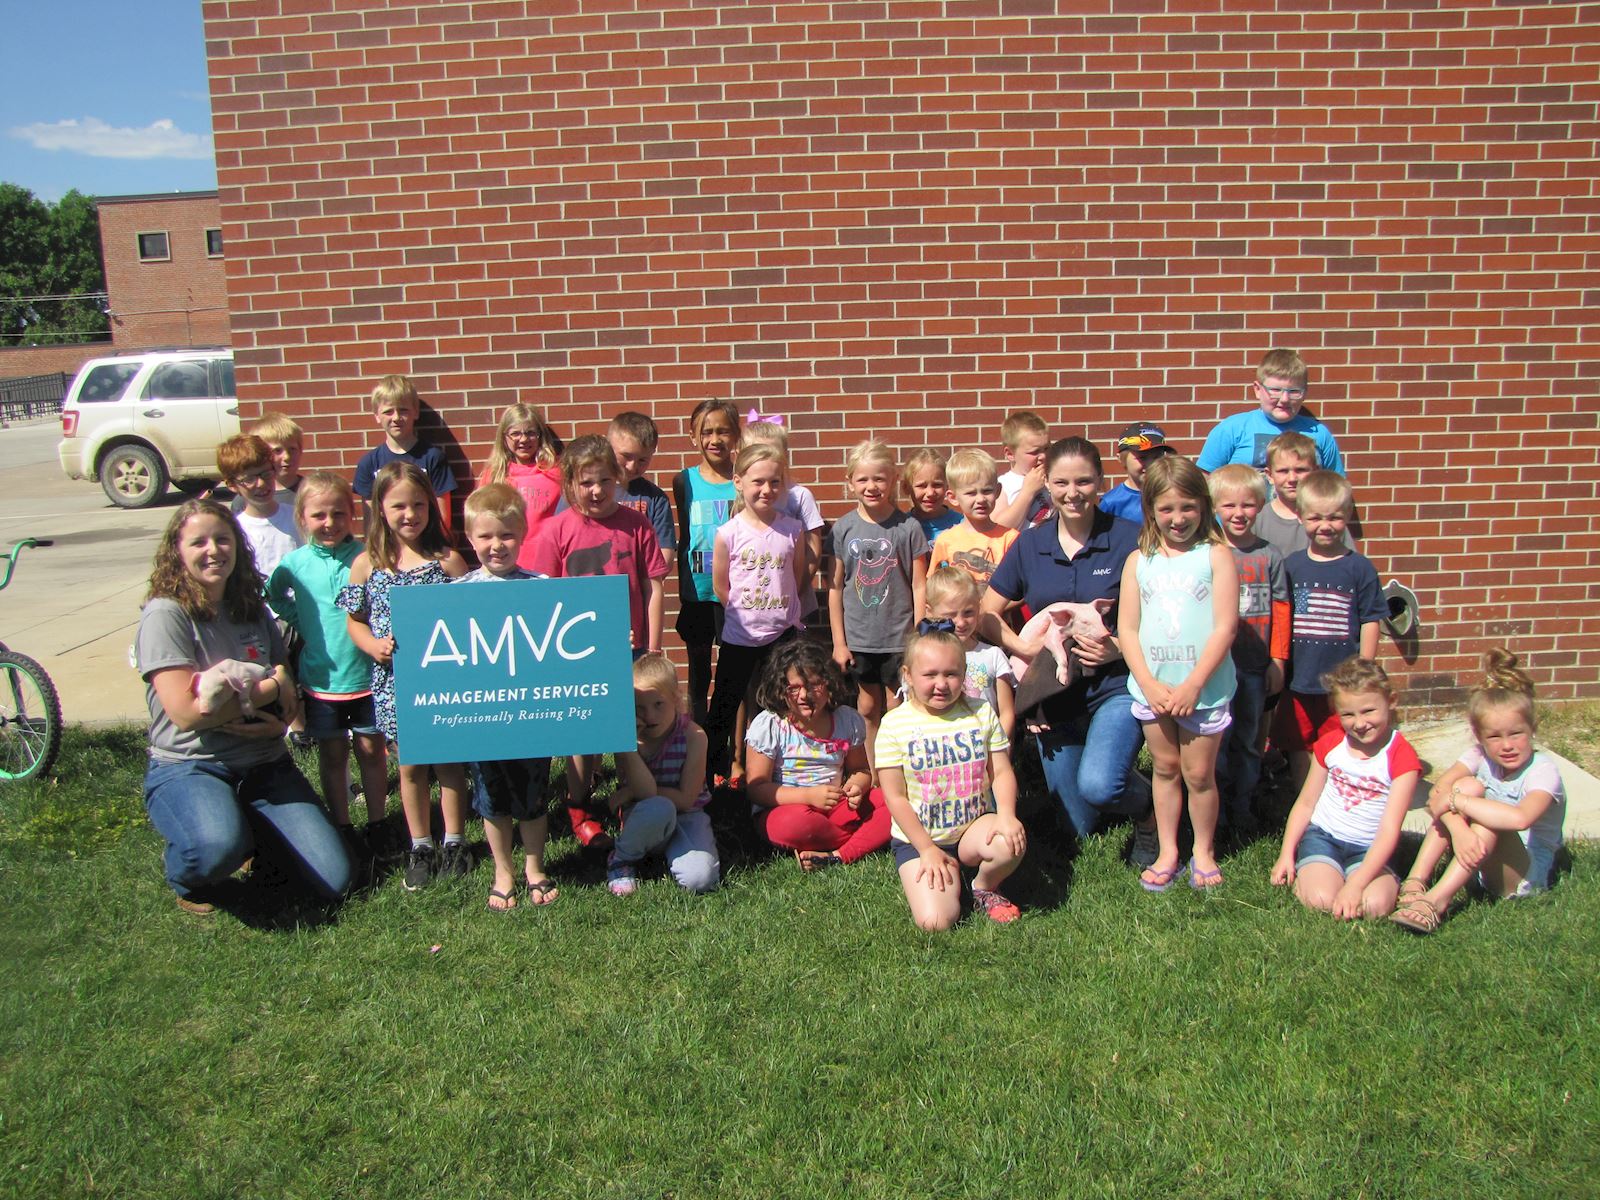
745, 408, 784, 427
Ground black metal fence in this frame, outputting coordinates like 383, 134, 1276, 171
0, 372, 69, 423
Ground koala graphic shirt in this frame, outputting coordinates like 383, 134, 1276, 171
827, 508, 927, 654
530, 506, 668, 650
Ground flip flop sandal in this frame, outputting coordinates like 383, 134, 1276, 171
1189, 865, 1225, 890
1140, 862, 1189, 893
486, 887, 517, 913
1390, 898, 1441, 935
524, 878, 558, 905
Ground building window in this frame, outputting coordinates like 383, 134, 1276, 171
137, 231, 170, 262
205, 228, 224, 257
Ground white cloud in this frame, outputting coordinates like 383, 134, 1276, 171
9, 117, 213, 161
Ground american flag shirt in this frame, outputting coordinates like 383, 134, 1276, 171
1284, 549, 1385, 695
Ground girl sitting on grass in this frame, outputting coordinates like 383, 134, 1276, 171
1390, 648, 1566, 934
745, 640, 889, 870
876, 622, 1025, 930
1271, 657, 1418, 919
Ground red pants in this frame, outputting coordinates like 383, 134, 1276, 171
756, 787, 891, 863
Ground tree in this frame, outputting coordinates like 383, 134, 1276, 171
0, 184, 109, 345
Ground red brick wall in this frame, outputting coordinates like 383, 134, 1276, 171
203, 1, 1600, 705
0, 344, 106, 383
97, 194, 232, 349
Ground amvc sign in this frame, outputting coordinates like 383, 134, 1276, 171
389, 576, 637, 765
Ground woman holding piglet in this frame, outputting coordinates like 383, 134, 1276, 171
979, 437, 1157, 861
136, 499, 351, 916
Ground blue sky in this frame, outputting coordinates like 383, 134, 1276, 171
2, 2, 216, 202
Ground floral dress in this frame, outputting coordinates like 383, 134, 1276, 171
336, 559, 450, 741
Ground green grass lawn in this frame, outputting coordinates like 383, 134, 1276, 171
2, 723, 1598, 1199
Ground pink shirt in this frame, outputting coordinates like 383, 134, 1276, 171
478, 461, 563, 570
529, 506, 667, 648
717, 513, 804, 646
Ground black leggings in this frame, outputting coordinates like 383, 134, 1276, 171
705, 631, 796, 778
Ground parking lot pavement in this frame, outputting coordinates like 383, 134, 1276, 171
0, 417, 176, 725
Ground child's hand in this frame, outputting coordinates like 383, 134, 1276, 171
915, 847, 959, 891
373, 637, 396, 667
840, 777, 866, 809
608, 788, 634, 816
1450, 824, 1490, 869
1021, 463, 1045, 495
1270, 854, 1295, 886
987, 815, 1027, 859
1331, 880, 1366, 920
1427, 783, 1454, 817
1266, 661, 1285, 696
832, 645, 855, 674
1142, 681, 1174, 714
808, 784, 844, 812
1166, 680, 1200, 719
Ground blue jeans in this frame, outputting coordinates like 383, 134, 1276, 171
144, 756, 352, 902
1035, 686, 1147, 839
1216, 669, 1267, 822
613, 796, 721, 893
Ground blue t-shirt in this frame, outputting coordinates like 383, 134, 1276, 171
352, 440, 457, 499
1284, 549, 1384, 695
1098, 482, 1143, 523
914, 508, 963, 544
986, 508, 1141, 710
1196, 409, 1343, 475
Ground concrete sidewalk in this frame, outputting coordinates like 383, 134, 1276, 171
1400, 718, 1599, 841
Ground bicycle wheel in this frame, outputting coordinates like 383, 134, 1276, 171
0, 650, 63, 782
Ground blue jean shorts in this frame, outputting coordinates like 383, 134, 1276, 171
302, 693, 380, 740
1296, 823, 1396, 878
470, 757, 554, 822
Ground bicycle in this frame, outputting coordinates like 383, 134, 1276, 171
0, 539, 63, 782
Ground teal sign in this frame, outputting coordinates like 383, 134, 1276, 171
388, 575, 636, 765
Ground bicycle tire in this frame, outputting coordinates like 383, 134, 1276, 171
0, 650, 63, 782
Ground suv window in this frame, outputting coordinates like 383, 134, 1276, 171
144, 361, 214, 400
212, 358, 235, 398
76, 362, 141, 403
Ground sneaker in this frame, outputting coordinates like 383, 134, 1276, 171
1129, 820, 1160, 871
439, 840, 472, 879
972, 887, 1021, 924
403, 843, 437, 891
606, 854, 639, 897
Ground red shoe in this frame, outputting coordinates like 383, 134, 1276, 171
570, 816, 613, 851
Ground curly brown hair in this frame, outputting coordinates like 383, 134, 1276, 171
145, 499, 268, 624
754, 639, 853, 718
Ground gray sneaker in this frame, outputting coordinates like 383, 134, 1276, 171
439, 840, 472, 879
1129, 820, 1160, 871
403, 843, 437, 891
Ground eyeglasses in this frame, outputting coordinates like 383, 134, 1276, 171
1260, 385, 1306, 401
506, 429, 541, 440
235, 470, 273, 486
784, 681, 827, 697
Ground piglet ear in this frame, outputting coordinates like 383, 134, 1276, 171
1092, 597, 1114, 614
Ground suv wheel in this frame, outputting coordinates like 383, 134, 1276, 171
101, 444, 169, 509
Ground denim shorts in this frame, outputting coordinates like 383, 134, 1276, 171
849, 651, 903, 690
1296, 823, 1396, 878
892, 836, 966, 870
470, 757, 554, 822
302, 693, 379, 740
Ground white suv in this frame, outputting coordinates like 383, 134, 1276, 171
57, 348, 240, 508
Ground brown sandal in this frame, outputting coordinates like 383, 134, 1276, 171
1390, 897, 1441, 935
1397, 878, 1427, 905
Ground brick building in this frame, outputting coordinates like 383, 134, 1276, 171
202, 1, 1600, 705
96, 191, 231, 349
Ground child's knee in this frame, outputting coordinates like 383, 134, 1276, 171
1293, 877, 1336, 912
671, 851, 720, 894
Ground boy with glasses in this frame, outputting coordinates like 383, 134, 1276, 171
1197, 348, 1344, 476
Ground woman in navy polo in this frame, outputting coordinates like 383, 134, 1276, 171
980, 436, 1155, 857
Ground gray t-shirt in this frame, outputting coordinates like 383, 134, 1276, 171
827, 508, 928, 654
1253, 503, 1355, 560
136, 598, 287, 771
456, 566, 545, 584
